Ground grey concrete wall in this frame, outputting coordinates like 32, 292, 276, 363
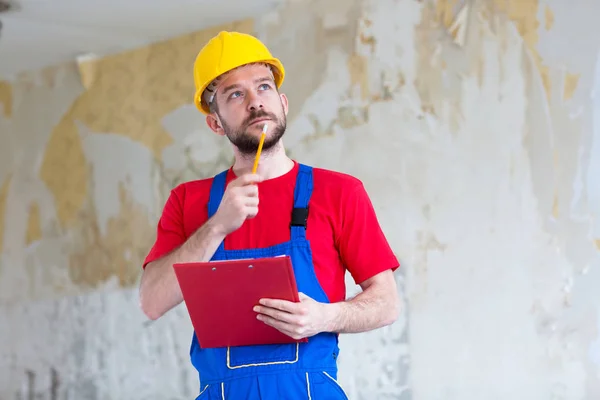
1, 0, 599, 399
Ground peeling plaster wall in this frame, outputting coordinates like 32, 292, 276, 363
1, 0, 600, 399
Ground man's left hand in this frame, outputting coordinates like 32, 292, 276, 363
254, 293, 332, 340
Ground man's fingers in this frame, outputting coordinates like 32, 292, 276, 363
259, 298, 306, 314
258, 314, 306, 340
246, 205, 259, 219
243, 184, 259, 197
254, 305, 297, 324
258, 314, 291, 332
234, 174, 263, 187
245, 197, 259, 207
232, 184, 259, 198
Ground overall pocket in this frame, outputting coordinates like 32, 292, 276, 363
227, 342, 300, 369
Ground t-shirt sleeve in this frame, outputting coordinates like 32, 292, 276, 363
337, 182, 400, 284
143, 186, 187, 268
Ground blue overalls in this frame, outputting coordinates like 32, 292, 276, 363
189, 164, 349, 399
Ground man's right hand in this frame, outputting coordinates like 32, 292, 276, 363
211, 173, 263, 236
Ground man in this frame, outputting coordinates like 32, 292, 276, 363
139, 31, 400, 399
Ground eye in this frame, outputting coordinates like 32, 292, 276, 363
258, 83, 271, 91
229, 91, 243, 99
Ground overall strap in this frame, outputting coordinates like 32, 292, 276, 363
207, 169, 228, 253
290, 164, 313, 240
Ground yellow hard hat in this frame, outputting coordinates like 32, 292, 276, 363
193, 31, 285, 115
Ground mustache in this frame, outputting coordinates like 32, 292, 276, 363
243, 110, 277, 127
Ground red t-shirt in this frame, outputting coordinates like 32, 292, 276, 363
144, 161, 399, 303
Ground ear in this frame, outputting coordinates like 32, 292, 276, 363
206, 114, 225, 136
279, 93, 289, 116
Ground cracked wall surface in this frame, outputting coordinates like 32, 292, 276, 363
1, 0, 600, 398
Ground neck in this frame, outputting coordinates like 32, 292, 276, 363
231, 140, 294, 180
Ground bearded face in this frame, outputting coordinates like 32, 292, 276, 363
206, 63, 289, 156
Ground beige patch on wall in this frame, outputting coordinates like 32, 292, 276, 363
69, 182, 155, 288
25, 202, 43, 245
348, 52, 371, 101
492, 0, 551, 94
563, 72, 580, 100
39, 115, 89, 228
435, 0, 460, 31
544, 4, 554, 30
494, 0, 579, 100
415, 3, 460, 127
0, 80, 12, 118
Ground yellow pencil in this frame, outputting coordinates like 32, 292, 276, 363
252, 123, 268, 174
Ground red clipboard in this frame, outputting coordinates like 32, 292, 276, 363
173, 255, 308, 349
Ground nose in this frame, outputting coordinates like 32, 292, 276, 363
246, 91, 264, 111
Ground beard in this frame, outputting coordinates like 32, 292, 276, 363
220, 109, 287, 155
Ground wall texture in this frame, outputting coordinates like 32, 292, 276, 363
1, 0, 600, 398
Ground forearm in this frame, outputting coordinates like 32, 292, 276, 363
325, 281, 400, 334
139, 218, 225, 320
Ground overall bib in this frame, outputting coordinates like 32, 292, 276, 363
189, 164, 349, 400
